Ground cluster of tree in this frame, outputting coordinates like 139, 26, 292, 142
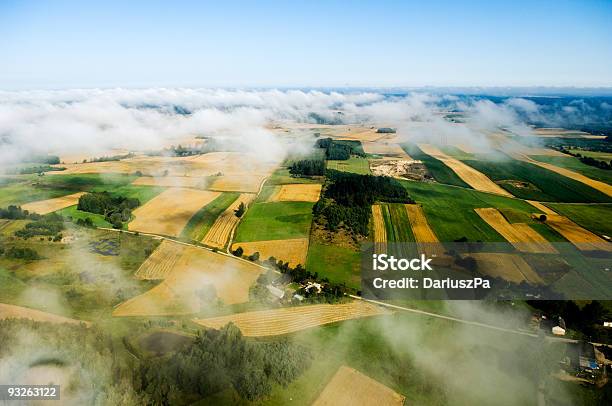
76, 217, 95, 227
315, 138, 365, 160
265, 257, 348, 302
235, 202, 246, 217
314, 171, 413, 235
527, 300, 612, 343
84, 152, 135, 163
559, 148, 611, 170
14, 213, 64, 239
288, 159, 325, 176
23, 154, 61, 165
77, 192, 140, 229
136, 323, 312, 402
0, 205, 41, 220
376, 127, 396, 133
2, 246, 40, 260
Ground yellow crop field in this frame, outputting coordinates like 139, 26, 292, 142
417, 144, 513, 197
468, 253, 543, 284
113, 242, 263, 316
193, 301, 390, 337
230, 238, 309, 267
362, 142, 411, 158
134, 240, 185, 280
51, 152, 277, 179
131, 176, 206, 189
202, 193, 255, 249
0, 303, 89, 326
474, 208, 557, 253
270, 184, 322, 202
20, 192, 86, 215
312, 366, 405, 406
544, 214, 611, 251
128, 188, 221, 237
208, 174, 268, 193
404, 204, 438, 243
371, 205, 387, 254
526, 200, 557, 215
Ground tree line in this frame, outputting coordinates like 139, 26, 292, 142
315, 138, 365, 160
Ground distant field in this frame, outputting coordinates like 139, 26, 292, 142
567, 149, 612, 161
327, 156, 372, 175
180, 192, 240, 241
91, 184, 166, 204
399, 180, 562, 242
546, 203, 612, 237
20, 192, 85, 214
306, 243, 361, 289
529, 155, 612, 185
0, 181, 79, 207
401, 144, 471, 188
462, 158, 611, 202
234, 201, 314, 242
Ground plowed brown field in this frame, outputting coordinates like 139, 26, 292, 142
312, 366, 405, 406
193, 301, 390, 336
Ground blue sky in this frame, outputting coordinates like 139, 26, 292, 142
1, 0, 611, 89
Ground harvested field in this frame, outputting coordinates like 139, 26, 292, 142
202, 193, 255, 249
544, 214, 611, 251
134, 240, 185, 280
128, 188, 221, 237
207, 174, 267, 193
20, 192, 85, 214
468, 253, 543, 284
417, 144, 512, 196
270, 183, 322, 203
362, 142, 411, 158
0, 303, 89, 325
114, 242, 263, 316
474, 208, 557, 253
131, 176, 207, 189
372, 205, 387, 254
230, 238, 309, 267
313, 365, 405, 406
193, 301, 390, 337
527, 200, 557, 215
52, 152, 277, 180
453, 143, 489, 154
332, 127, 388, 142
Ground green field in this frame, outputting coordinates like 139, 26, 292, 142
461, 157, 611, 203
0, 181, 77, 207
91, 184, 166, 204
305, 242, 361, 289
57, 205, 112, 228
530, 155, 612, 184
567, 149, 612, 161
380, 203, 415, 242
399, 180, 563, 242
180, 192, 240, 241
546, 203, 612, 237
326, 156, 372, 175
401, 144, 471, 188
234, 201, 314, 242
